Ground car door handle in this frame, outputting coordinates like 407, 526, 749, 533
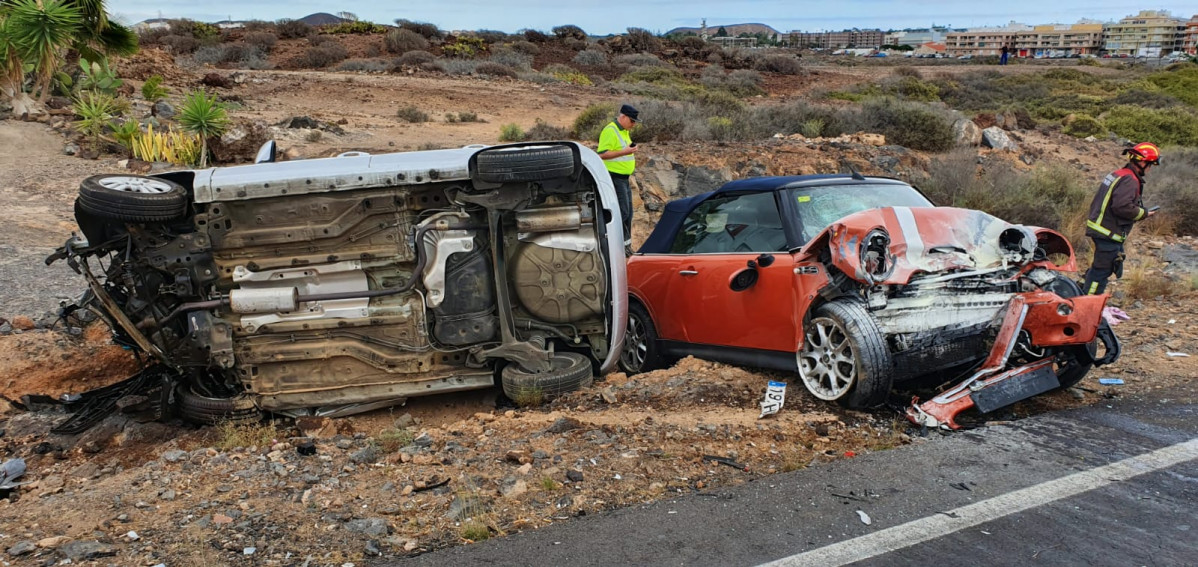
679, 270, 698, 276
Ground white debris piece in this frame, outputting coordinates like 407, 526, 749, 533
759, 380, 787, 418
857, 510, 872, 525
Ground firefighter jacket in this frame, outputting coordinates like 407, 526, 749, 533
1085, 166, 1147, 243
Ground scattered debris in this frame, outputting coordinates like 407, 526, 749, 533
1102, 306, 1130, 326
759, 380, 787, 419
0, 458, 26, 491
1098, 378, 1125, 386
702, 455, 749, 471
1166, 352, 1190, 358
856, 510, 872, 525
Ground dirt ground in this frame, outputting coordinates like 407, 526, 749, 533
0, 55, 1195, 566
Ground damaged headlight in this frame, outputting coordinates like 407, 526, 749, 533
861, 229, 891, 283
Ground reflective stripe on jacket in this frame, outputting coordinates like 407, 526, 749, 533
598, 122, 635, 175
1085, 167, 1146, 243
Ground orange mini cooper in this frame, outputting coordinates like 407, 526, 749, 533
622, 174, 1120, 429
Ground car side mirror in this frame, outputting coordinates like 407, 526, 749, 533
756, 254, 775, 267
254, 140, 277, 164
730, 267, 759, 292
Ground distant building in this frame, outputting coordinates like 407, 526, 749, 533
708, 36, 757, 48
912, 42, 947, 56
1102, 10, 1186, 56
215, 20, 244, 30
1184, 15, 1198, 55
886, 28, 949, 47
785, 28, 883, 49
945, 22, 1032, 57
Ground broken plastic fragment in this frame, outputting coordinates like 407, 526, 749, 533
1101, 306, 1130, 327
1098, 378, 1124, 385
1166, 352, 1190, 358
759, 380, 787, 418
857, 510, 872, 525
0, 458, 26, 489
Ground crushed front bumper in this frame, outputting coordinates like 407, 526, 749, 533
906, 291, 1119, 430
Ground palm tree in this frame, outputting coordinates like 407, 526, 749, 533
0, 0, 81, 113
1, 0, 134, 115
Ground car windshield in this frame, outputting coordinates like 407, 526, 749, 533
789, 183, 933, 243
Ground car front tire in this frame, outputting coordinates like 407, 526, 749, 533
797, 300, 893, 409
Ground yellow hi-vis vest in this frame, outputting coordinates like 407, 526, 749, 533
599, 122, 635, 176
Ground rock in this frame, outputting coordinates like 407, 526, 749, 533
296, 440, 317, 456
505, 450, 529, 464
152, 100, 175, 119
516, 463, 533, 475
162, 449, 189, 463
544, 417, 582, 434
566, 469, 584, 482
600, 387, 618, 404
1019, 153, 1036, 165
412, 432, 433, 447
349, 445, 380, 464
201, 73, 232, 88
208, 120, 271, 164
126, 531, 140, 541
393, 413, 415, 429
344, 518, 389, 537
555, 494, 574, 509
213, 513, 234, 525
10, 315, 34, 330
499, 478, 527, 498
1163, 244, 1198, 274
365, 540, 382, 556
59, 541, 116, 561
7, 541, 36, 556
296, 416, 336, 438
952, 118, 982, 147
63, 142, 80, 156
139, 116, 161, 129
981, 127, 1018, 152
335, 438, 355, 450
35, 536, 68, 549
160, 489, 177, 501
283, 116, 320, 129
856, 133, 885, 146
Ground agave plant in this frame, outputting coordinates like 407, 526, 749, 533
178, 89, 229, 168
140, 74, 168, 101
72, 89, 118, 143
77, 56, 121, 93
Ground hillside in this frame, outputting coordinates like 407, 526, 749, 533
297, 12, 348, 26
667, 23, 781, 38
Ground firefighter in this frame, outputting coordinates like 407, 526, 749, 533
1081, 142, 1160, 295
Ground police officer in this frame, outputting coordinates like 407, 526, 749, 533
597, 104, 639, 255
1081, 142, 1160, 295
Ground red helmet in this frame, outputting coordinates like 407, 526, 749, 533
1124, 142, 1161, 165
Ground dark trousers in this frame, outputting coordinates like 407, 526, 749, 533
1000, 53, 1009, 65
611, 173, 632, 245
1082, 237, 1125, 295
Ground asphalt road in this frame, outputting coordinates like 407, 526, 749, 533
394, 389, 1198, 567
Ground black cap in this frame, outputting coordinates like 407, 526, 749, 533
620, 104, 639, 121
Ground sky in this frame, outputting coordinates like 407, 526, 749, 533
106, 1, 1196, 34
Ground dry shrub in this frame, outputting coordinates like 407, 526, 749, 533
893, 66, 922, 79
625, 27, 661, 52
338, 58, 393, 73
474, 62, 518, 78
160, 34, 199, 54
244, 32, 277, 52
214, 420, 277, 450
523, 29, 550, 43
510, 40, 540, 55
297, 43, 348, 68
553, 24, 587, 41
1150, 147, 1198, 235
1121, 260, 1185, 301
396, 50, 434, 67
613, 53, 665, 67
572, 102, 619, 140
860, 98, 953, 152
488, 47, 533, 70
276, 19, 312, 39
396, 19, 443, 40
525, 119, 571, 140
571, 50, 606, 67
385, 29, 428, 54
397, 105, 430, 123
753, 54, 802, 75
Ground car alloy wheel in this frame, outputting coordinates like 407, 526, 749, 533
621, 311, 649, 372
798, 316, 857, 401
96, 176, 177, 194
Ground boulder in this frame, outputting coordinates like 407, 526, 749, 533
952, 118, 982, 147
981, 127, 1018, 152
208, 120, 271, 164
152, 100, 175, 119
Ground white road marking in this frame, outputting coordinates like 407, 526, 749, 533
759, 438, 1198, 567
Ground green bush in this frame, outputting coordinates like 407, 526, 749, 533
572, 102, 618, 140
860, 98, 954, 152
895, 76, 939, 102
499, 123, 525, 142
141, 75, 169, 101
1102, 105, 1198, 147
324, 21, 386, 35
1143, 67, 1198, 108
444, 36, 486, 58
1063, 114, 1105, 138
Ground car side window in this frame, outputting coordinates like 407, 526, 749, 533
670, 192, 787, 254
